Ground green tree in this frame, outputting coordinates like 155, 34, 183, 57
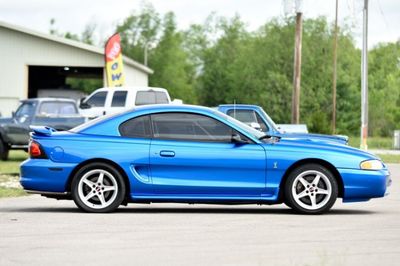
369, 42, 400, 136
149, 12, 196, 103
115, 2, 161, 64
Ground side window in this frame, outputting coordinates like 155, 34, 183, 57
227, 109, 269, 132
227, 109, 257, 124
119, 115, 151, 138
111, 91, 127, 107
151, 113, 236, 143
15, 102, 36, 117
135, 91, 156, 106
86, 91, 107, 107
155, 92, 169, 104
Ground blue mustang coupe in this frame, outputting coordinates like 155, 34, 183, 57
20, 105, 391, 214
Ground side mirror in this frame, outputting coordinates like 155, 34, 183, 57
11, 111, 15, 118
79, 100, 91, 109
231, 133, 249, 144
250, 122, 262, 131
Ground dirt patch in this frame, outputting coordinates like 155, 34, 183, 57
0, 174, 22, 189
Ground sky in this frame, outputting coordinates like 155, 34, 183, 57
0, 0, 398, 49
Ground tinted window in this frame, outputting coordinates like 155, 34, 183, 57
86, 91, 107, 107
38, 102, 78, 116
156, 92, 168, 104
151, 113, 234, 143
135, 91, 156, 106
119, 115, 151, 138
111, 91, 127, 107
135, 91, 169, 105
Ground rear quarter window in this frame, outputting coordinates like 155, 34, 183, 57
119, 115, 151, 138
135, 91, 169, 106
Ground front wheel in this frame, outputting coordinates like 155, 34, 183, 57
71, 163, 126, 213
284, 164, 338, 214
0, 140, 9, 161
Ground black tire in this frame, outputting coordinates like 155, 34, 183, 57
71, 162, 126, 213
284, 164, 338, 214
0, 139, 9, 161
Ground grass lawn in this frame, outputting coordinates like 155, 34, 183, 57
0, 187, 27, 198
348, 136, 393, 150
0, 150, 28, 198
376, 154, 400, 164
0, 150, 27, 175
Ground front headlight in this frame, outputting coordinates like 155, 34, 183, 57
360, 159, 384, 170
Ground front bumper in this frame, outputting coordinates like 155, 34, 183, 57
20, 159, 77, 193
338, 167, 391, 202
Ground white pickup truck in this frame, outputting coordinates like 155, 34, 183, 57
79, 87, 173, 118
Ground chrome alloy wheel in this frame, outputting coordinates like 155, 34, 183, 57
77, 169, 118, 209
291, 170, 332, 210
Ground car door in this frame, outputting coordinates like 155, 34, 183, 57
149, 112, 267, 197
80, 91, 108, 118
119, 115, 153, 195
109, 90, 128, 115
6, 101, 36, 145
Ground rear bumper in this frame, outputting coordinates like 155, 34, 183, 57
338, 167, 391, 202
20, 159, 77, 193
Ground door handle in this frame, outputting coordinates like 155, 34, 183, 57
159, 150, 175, 157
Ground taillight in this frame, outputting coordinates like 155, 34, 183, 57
29, 141, 47, 159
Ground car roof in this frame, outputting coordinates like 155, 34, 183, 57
218, 104, 261, 109
21, 98, 77, 103
95, 86, 168, 92
129, 104, 213, 113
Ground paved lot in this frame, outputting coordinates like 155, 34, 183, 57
0, 165, 399, 266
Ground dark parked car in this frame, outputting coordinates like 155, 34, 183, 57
0, 98, 86, 160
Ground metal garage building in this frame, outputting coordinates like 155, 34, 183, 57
0, 21, 153, 116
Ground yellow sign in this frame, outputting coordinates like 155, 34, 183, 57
105, 33, 125, 87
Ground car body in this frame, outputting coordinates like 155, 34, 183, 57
0, 98, 86, 160
79, 86, 172, 119
217, 104, 348, 145
20, 104, 391, 214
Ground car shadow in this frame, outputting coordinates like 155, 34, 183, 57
0, 206, 377, 215
0, 207, 379, 216
117, 207, 377, 216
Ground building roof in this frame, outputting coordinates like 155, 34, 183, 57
0, 20, 153, 74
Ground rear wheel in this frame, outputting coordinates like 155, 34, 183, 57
0, 139, 9, 161
284, 164, 338, 214
71, 162, 126, 213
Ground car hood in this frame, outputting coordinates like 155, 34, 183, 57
277, 132, 348, 145
267, 136, 377, 161
0, 117, 14, 125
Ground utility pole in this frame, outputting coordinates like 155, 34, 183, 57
291, 0, 303, 124
332, 0, 339, 134
144, 42, 149, 66
360, 0, 369, 150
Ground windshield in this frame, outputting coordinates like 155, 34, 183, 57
213, 110, 265, 139
15, 102, 36, 117
258, 108, 281, 133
